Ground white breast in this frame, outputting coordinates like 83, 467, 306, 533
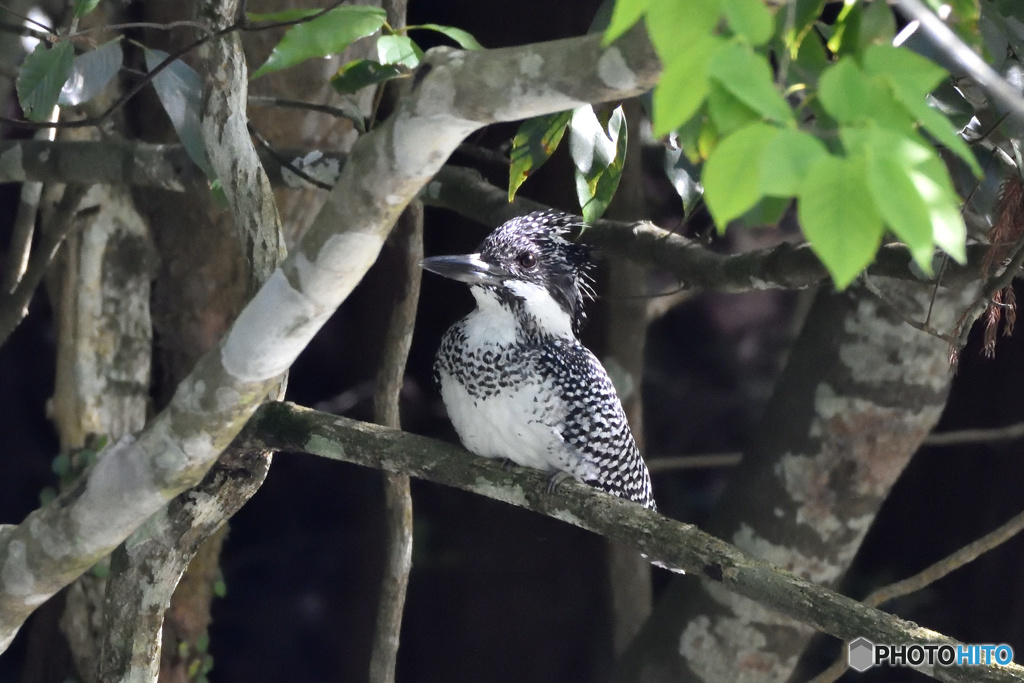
439, 369, 565, 472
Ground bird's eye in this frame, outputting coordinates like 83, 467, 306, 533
517, 251, 537, 269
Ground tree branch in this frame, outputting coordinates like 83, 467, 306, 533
242, 401, 1024, 683
368, 202, 422, 683
891, 0, 1024, 125
0, 140, 993, 294
0, 22, 660, 653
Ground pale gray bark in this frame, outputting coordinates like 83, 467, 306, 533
95, 1, 283, 679
0, 21, 660, 654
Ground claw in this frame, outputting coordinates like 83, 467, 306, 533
546, 471, 571, 494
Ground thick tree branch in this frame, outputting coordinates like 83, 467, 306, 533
241, 401, 1024, 683
96, 2, 283, 679
0, 140, 993, 294
0, 23, 660, 653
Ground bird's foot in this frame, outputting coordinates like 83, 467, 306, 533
546, 471, 572, 494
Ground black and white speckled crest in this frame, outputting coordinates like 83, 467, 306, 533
428, 211, 657, 510
477, 210, 594, 333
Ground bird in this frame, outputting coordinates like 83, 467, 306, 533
421, 210, 656, 510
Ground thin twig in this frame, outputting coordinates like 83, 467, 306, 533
2, 106, 58, 293
368, 202, 422, 683
647, 453, 743, 473
247, 95, 366, 131
891, 0, 1024, 124
952, 228, 1024, 350
247, 124, 333, 190
811, 508, 1024, 683
860, 275, 961, 345
0, 184, 91, 346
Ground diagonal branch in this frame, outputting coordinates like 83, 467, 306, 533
0, 23, 660, 653
891, 0, 1024, 125
242, 401, 1024, 683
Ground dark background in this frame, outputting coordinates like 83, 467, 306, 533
2, 1, 1023, 681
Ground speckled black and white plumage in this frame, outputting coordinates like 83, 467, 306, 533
425, 211, 656, 510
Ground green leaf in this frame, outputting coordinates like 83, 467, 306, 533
330, 59, 405, 95
410, 23, 484, 50
702, 122, 780, 229
251, 6, 387, 79
819, 57, 913, 131
862, 44, 946, 98
605, 0, 649, 44
857, 126, 966, 266
508, 110, 573, 200
708, 41, 793, 125
721, 0, 774, 45
646, 0, 721, 62
740, 196, 790, 227
858, 0, 896, 49
707, 81, 760, 135
651, 34, 725, 136
570, 105, 627, 222
898, 91, 981, 175
17, 41, 74, 121
788, 0, 827, 49
818, 57, 869, 123
144, 48, 213, 178
377, 34, 422, 68
73, 0, 101, 18
865, 149, 935, 268
59, 38, 122, 106
798, 154, 884, 289
760, 128, 828, 196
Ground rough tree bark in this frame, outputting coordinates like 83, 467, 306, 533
614, 277, 982, 682
0, 20, 661, 654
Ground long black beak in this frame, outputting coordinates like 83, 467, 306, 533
420, 253, 509, 286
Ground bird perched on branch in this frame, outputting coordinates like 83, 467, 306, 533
421, 210, 656, 510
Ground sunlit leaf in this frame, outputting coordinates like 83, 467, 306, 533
604, 0, 648, 44
652, 34, 724, 136
251, 6, 387, 79
646, 0, 721, 62
59, 38, 122, 106
818, 57, 869, 123
702, 121, 779, 229
760, 128, 828, 196
377, 34, 422, 68
570, 105, 627, 222
17, 40, 73, 120
721, 0, 774, 45
798, 154, 884, 289
508, 110, 573, 200
664, 147, 704, 215
707, 81, 760, 136
708, 41, 793, 125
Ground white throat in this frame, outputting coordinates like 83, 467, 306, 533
467, 281, 576, 343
